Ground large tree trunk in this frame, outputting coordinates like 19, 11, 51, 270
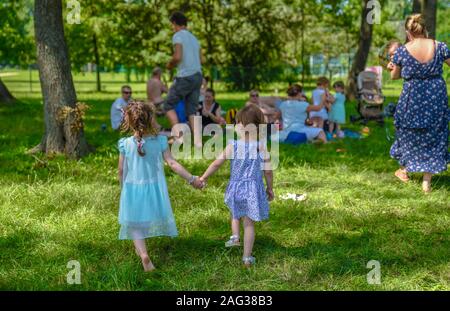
412, 0, 436, 39
33, 0, 89, 158
0, 78, 16, 105
346, 0, 374, 100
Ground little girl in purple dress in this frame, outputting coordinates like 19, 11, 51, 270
200, 104, 274, 267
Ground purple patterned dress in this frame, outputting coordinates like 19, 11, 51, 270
225, 140, 269, 221
390, 41, 450, 173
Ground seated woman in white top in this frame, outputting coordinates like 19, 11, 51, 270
277, 84, 327, 143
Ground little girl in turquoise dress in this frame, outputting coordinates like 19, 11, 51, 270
118, 100, 203, 272
328, 81, 346, 137
200, 104, 274, 267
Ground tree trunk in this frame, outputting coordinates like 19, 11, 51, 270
93, 33, 101, 92
413, 0, 436, 39
33, 0, 89, 158
346, 0, 374, 100
300, 4, 305, 85
0, 78, 16, 105
423, 0, 437, 39
412, 0, 422, 13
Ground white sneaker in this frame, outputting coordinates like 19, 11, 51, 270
225, 235, 240, 247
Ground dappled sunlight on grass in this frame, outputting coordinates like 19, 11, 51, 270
0, 90, 448, 290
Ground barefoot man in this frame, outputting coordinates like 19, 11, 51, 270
147, 67, 168, 114
164, 11, 204, 143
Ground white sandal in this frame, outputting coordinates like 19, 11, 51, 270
242, 256, 256, 267
225, 235, 240, 247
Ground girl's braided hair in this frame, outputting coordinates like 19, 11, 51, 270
121, 100, 158, 156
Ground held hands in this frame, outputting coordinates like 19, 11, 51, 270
192, 177, 205, 189
189, 175, 206, 190
198, 176, 207, 189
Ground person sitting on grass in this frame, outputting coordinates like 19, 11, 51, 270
199, 104, 274, 268
197, 88, 226, 128
277, 84, 327, 143
118, 100, 204, 272
111, 85, 132, 130
245, 89, 281, 124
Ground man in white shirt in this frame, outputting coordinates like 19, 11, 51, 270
110, 85, 131, 130
165, 11, 204, 133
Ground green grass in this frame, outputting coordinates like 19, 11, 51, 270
0, 72, 449, 291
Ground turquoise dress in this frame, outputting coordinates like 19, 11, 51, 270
329, 93, 346, 124
118, 135, 178, 240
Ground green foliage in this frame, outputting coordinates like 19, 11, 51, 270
436, 0, 450, 42
0, 0, 34, 66
1, 0, 448, 90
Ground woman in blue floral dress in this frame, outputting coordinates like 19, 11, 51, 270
387, 14, 450, 193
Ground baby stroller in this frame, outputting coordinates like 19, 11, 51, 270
350, 70, 385, 125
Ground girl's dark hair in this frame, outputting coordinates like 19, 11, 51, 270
287, 84, 303, 97
121, 100, 158, 157
333, 81, 344, 89
170, 11, 187, 26
205, 88, 215, 97
317, 76, 329, 86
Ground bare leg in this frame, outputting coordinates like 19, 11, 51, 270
316, 130, 327, 143
242, 216, 255, 258
133, 239, 155, 272
422, 172, 432, 193
166, 109, 179, 128
189, 114, 202, 148
231, 216, 240, 239
166, 109, 185, 144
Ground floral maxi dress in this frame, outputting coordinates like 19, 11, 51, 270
390, 41, 450, 174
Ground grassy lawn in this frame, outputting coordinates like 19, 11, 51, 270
0, 71, 449, 290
